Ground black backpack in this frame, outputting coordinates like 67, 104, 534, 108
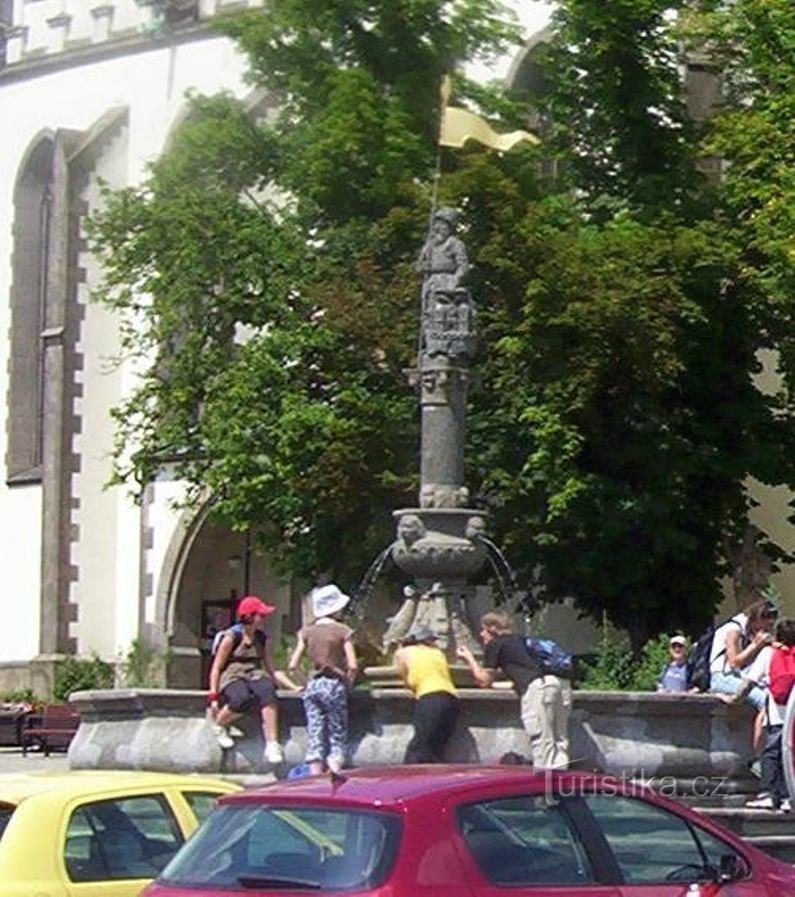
686, 617, 743, 692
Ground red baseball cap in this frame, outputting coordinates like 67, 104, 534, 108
236, 596, 276, 619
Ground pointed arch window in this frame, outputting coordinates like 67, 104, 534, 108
7, 136, 54, 482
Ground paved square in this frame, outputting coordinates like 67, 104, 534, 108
0, 746, 69, 773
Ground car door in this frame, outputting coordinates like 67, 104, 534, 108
452, 790, 622, 897
62, 792, 185, 897
168, 786, 238, 834
580, 794, 759, 897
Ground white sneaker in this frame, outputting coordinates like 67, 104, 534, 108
781, 798, 792, 812
263, 742, 284, 764
746, 794, 775, 809
212, 725, 235, 750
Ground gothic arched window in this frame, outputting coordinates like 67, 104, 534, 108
7, 135, 54, 482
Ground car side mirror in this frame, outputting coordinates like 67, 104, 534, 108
719, 853, 746, 882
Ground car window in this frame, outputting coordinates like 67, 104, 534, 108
583, 794, 743, 884
0, 802, 14, 841
457, 795, 596, 886
64, 793, 183, 882
181, 791, 226, 826
159, 803, 402, 891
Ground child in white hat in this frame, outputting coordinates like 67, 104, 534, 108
288, 584, 358, 774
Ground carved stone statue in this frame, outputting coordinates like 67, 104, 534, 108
418, 207, 476, 359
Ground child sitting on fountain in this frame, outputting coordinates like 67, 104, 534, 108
208, 595, 300, 765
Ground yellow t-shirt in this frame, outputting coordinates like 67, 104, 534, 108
404, 645, 457, 698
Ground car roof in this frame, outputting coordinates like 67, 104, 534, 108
0, 770, 237, 804
223, 765, 607, 810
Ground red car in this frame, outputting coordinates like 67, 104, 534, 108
142, 765, 795, 896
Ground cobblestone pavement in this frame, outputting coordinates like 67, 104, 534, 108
0, 748, 278, 788
0, 746, 70, 773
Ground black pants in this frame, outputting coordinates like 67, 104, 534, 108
405, 692, 459, 764
221, 677, 276, 713
760, 724, 786, 805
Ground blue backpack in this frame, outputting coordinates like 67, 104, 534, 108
525, 636, 574, 679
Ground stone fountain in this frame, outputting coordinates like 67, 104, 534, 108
65, 211, 759, 785
370, 206, 496, 662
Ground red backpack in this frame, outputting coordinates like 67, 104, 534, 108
769, 645, 795, 706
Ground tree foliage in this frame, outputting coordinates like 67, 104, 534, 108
90, 0, 795, 646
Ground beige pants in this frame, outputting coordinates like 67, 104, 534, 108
520, 675, 571, 769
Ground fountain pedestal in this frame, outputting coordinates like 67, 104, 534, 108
386, 507, 488, 653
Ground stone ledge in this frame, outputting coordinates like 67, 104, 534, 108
67, 688, 754, 779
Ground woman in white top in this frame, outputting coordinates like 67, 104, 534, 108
709, 600, 777, 711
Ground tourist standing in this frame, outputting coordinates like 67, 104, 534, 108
288, 584, 358, 775
394, 626, 459, 763
208, 595, 300, 764
657, 635, 692, 693
457, 611, 570, 770
744, 618, 795, 810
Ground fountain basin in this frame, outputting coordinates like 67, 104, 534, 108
392, 507, 487, 579
67, 688, 754, 782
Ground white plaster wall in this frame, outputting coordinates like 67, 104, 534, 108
0, 123, 45, 664
0, 29, 254, 664
0, 486, 42, 661
70, 122, 130, 660
9, 0, 265, 62
147, 477, 191, 632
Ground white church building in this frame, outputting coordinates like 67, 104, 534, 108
0, 0, 792, 696
0, 0, 305, 694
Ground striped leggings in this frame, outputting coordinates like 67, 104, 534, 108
303, 676, 348, 766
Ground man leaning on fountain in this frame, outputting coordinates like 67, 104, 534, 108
456, 612, 571, 770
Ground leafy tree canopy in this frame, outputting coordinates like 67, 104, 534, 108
90, 0, 795, 648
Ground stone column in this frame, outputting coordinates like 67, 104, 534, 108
419, 359, 468, 506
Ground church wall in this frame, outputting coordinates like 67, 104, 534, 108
0, 7, 259, 680
69, 119, 129, 660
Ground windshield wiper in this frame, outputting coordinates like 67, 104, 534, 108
238, 874, 322, 890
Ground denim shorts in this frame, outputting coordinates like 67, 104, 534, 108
710, 670, 767, 710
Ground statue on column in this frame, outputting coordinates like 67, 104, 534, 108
417, 207, 476, 359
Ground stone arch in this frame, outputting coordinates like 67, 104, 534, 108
153, 496, 298, 688
506, 26, 552, 96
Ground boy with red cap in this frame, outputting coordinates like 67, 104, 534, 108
208, 595, 300, 764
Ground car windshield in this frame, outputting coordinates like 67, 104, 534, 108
158, 803, 402, 891
0, 803, 14, 841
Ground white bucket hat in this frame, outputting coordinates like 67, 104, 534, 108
311, 584, 351, 619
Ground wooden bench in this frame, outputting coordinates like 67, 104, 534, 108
22, 704, 80, 756
0, 706, 30, 747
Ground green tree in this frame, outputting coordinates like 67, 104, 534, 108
90, 0, 795, 648
465, 0, 795, 647
90, 1, 522, 586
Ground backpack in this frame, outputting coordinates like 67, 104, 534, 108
769, 646, 795, 706
210, 623, 266, 658
686, 617, 743, 692
525, 636, 574, 679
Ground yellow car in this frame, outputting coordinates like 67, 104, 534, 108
0, 770, 240, 896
